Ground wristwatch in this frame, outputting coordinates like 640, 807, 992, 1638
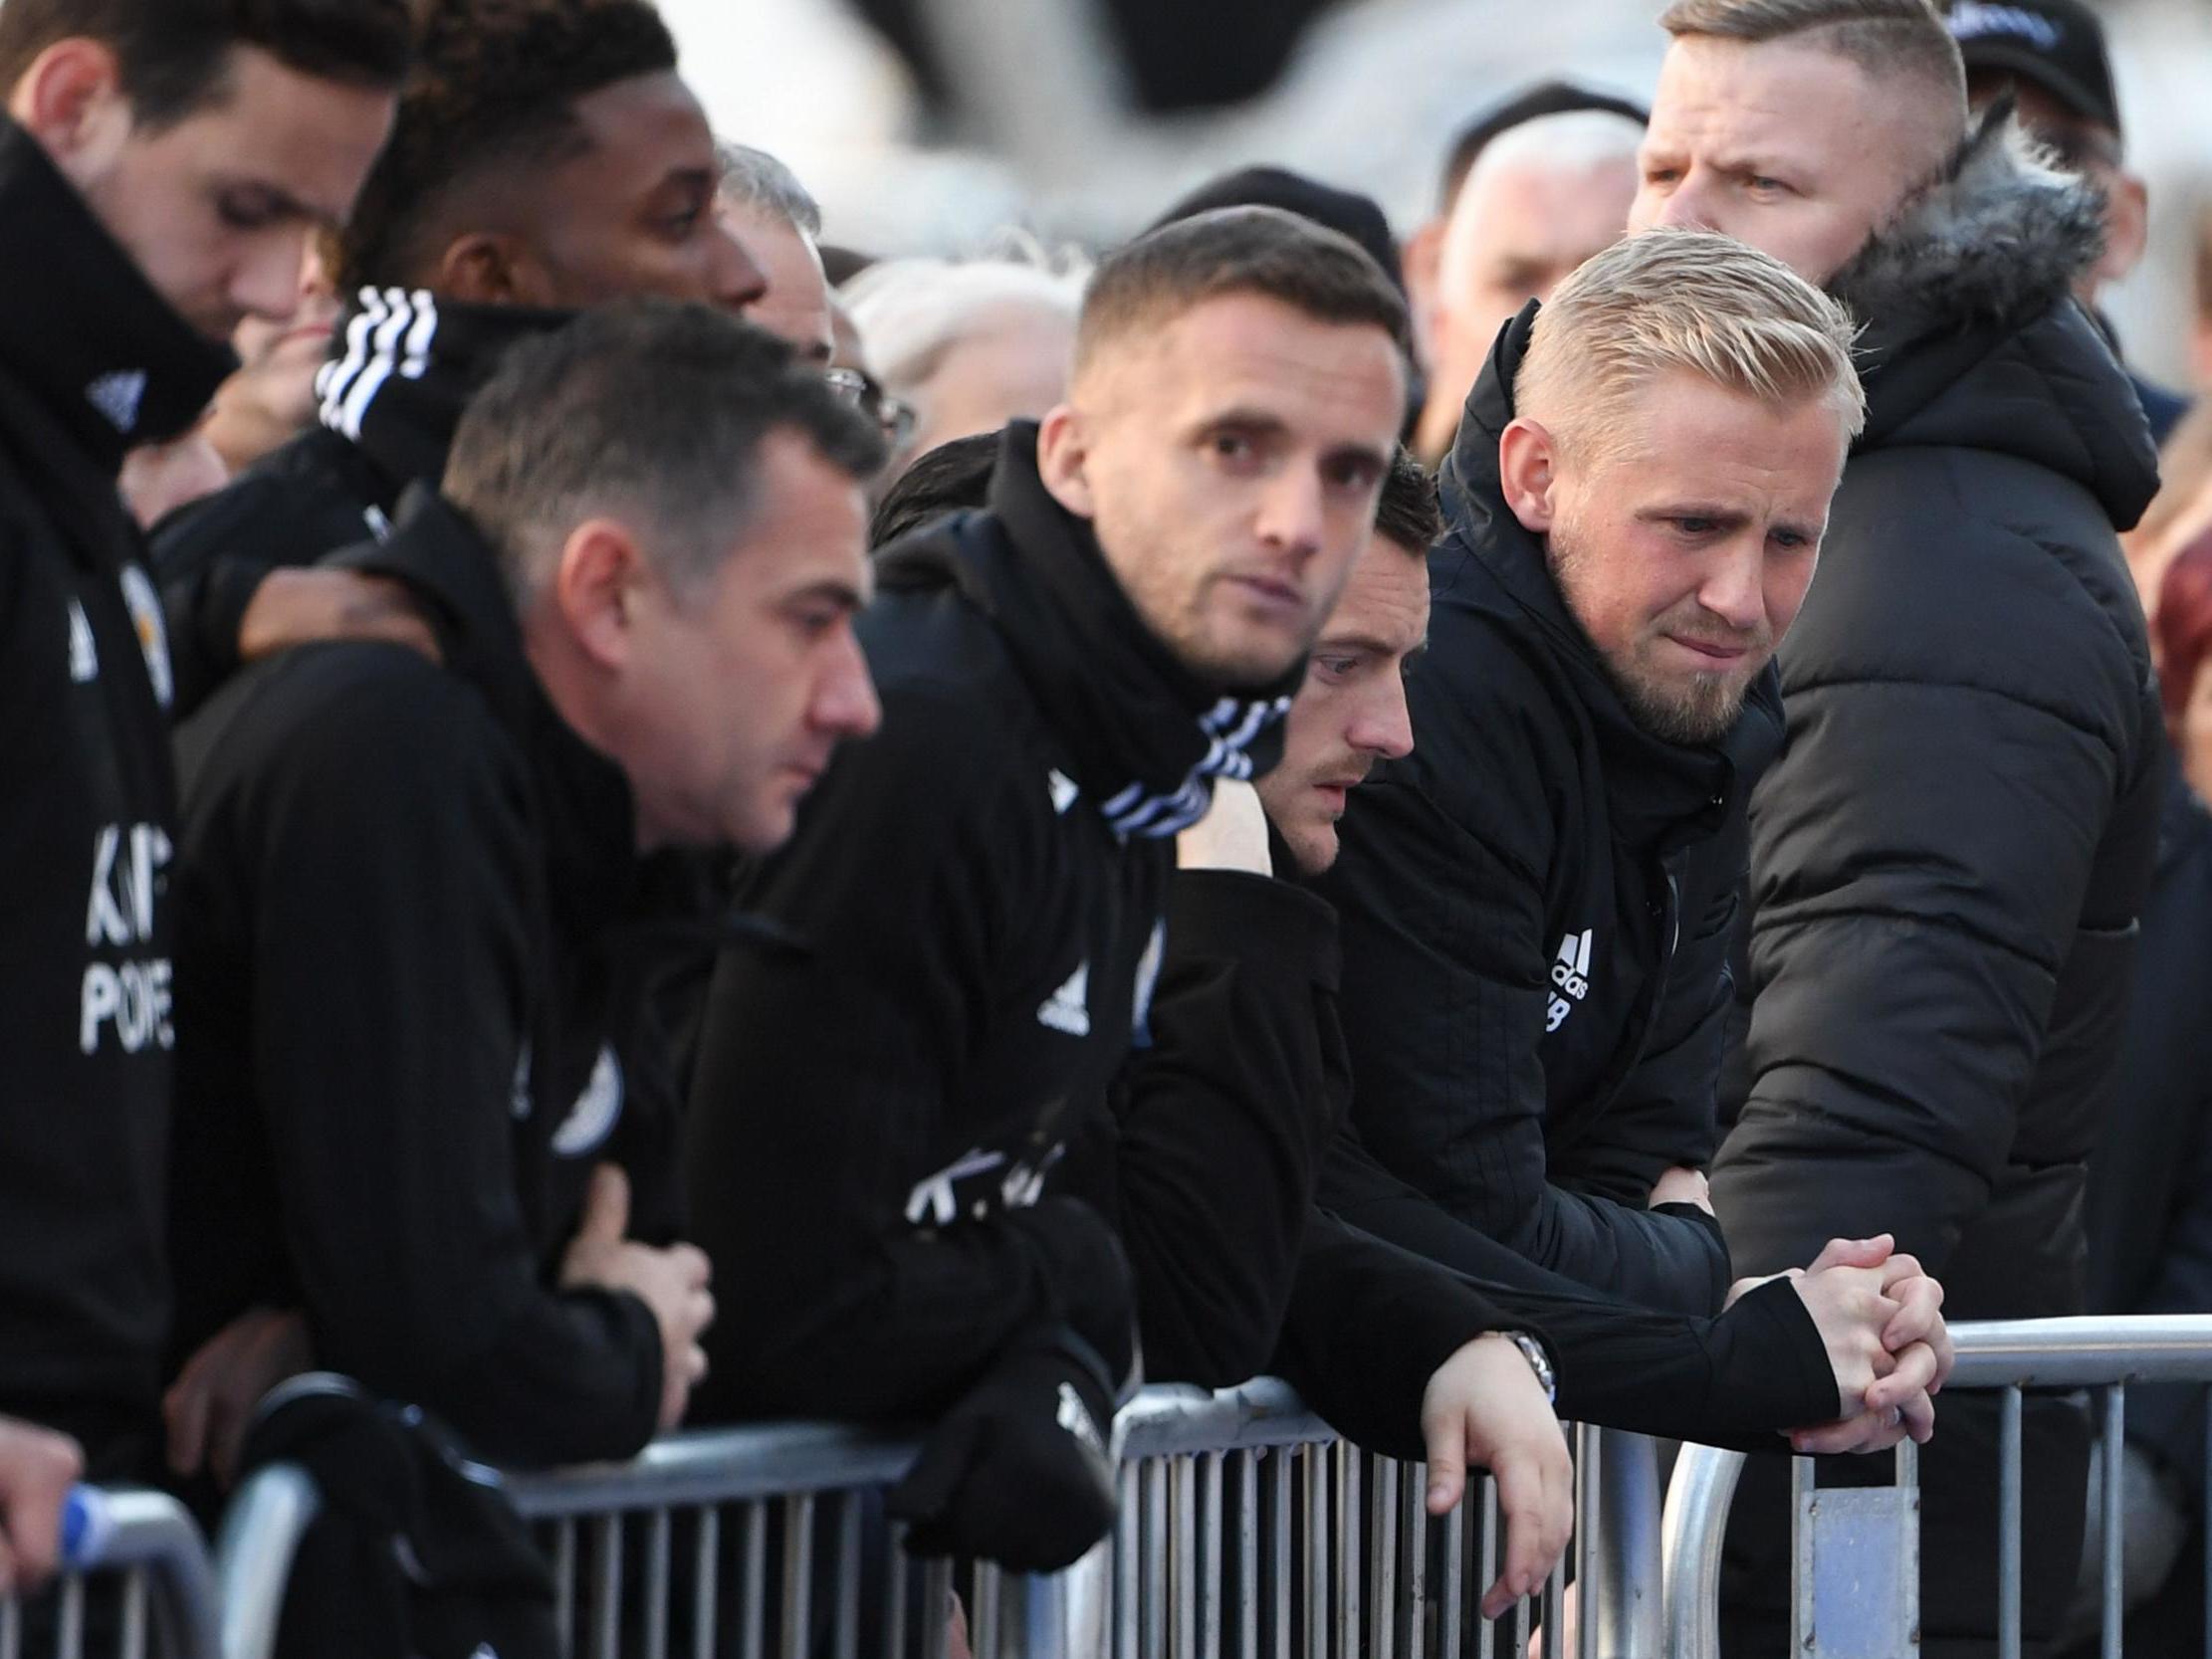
1502, 1330, 1557, 1405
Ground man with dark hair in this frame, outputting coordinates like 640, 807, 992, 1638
0, 0, 402, 1533
682, 206, 1421, 1573
164, 305, 882, 1493
1631, 2, 2165, 1648
150, 0, 767, 716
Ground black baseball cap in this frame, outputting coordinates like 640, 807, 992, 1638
1945, 0, 2121, 136
1436, 80, 1649, 210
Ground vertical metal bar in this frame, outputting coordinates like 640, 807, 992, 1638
1305, 1447, 1328, 1659
1238, 1450, 1259, 1659
780, 1495, 817, 1659
1790, 1456, 1815, 1655
1512, 1592, 1530, 1659
1371, 1457, 1398, 1659
1176, 1456, 1198, 1659
1339, 1443, 1362, 1658
693, 1507, 721, 1659
2101, 1386, 2125, 1659
742, 1500, 768, 1659
2000, 1385, 2023, 1659
57, 1574, 84, 1659
886, 1526, 910, 1659
1475, 1476, 1497, 1659
645, 1507, 672, 1659
919, 1560, 952, 1659
554, 1519, 577, 1658
0, 1595, 15, 1659
972, 1561, 1001, 1658
1542, 1536, 1567, 1659
1146, 1461, 1170, 1659
1203, 1451, 1224, 1659
835, 1493, 862, 1659
1438, 1476, 1466, 1659
1117, 1462, 1141, 1659
1270, 1448, 1291, 1659
592, 1515, 624, 1659
1575, 1427, 1600, 1659
1403, 1464, 1428, 1657
120, 1567, 147, 1659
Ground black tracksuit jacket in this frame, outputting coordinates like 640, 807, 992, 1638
150, 290, 566, 717
682, 426, 1302, 1424
0, 116, 234, 1465
1096, 850, 1836, 1461
1314, 306, 1781, 1318
167, 490, 675, 1468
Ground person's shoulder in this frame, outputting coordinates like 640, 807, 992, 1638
181, 641, 517, 819
150, 428, 380, 576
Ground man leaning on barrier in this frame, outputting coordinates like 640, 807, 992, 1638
681, 207, 1449, 1576
161, 305, 883, 1512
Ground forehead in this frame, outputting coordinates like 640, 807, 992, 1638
1320, 534, 1431, 650
561, 71, 715, 182
1452, 153, 1637, 269
1594, 369, 1849, 507
1648, 36, 1879, 163
729, 207, 825, 299
165, 45, 395, 225
1113, 291, 1406, 430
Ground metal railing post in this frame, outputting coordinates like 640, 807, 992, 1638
1583, 1429, 1663, 1658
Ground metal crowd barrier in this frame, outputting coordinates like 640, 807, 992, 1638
215, 1379, 1664, 1659
0, 1488, 223, 1659
1660, 1314, 2212, 1659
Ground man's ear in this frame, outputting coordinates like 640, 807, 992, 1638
1496, 417, 1562, 534
435, 233, 547, 307
1034, 403, 1098, 520
1402, 217, 1447, 362
553, 518, 650, 670
2093, 170, 2150, 291
9, 40, 133, 186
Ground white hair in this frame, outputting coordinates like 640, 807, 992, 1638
1458, 109, 1646, 207
841, 251, 1091, 395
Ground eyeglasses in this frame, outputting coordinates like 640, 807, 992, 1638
825, 366, 918, 454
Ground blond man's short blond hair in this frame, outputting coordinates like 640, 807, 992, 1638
1514, 227, 1866, 461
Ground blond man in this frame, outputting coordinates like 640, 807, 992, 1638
1317, 226, 1949, 1436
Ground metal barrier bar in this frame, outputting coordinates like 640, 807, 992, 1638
0, 1489, 223, 1659
1662, 1316, 2212, 1659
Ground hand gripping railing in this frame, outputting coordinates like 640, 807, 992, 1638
0, 1487, 223, 1659
1660, 1314, 2212, 1659
217, 1379, 1668, 1659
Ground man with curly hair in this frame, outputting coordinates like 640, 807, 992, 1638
149, 0, 766, 716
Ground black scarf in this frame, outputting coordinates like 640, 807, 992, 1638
878, 422, 1301, 839
314, 287, 573, 497
0, 115, 234, 482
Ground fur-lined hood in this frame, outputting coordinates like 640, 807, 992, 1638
1829, 100, 2105, 334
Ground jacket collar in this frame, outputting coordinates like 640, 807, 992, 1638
338, 487, 641, 935
1439, 304, 1784, 845
875, 422, 1302, 839
314, 287, 573, 502
0, 115, 235, 480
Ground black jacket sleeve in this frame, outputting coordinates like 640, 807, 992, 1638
204, 653, 663, 1467
1325, 765, 1727, 1314
683, 685, 1133, 1424
1308, 1130, 1835, 1449
1092, 867, 1344, 1388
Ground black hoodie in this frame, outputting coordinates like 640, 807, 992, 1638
166, 489, 670, 1468
683, 423, 1301, 1424
1313, 304, 1780, 1318
0, 116, 234, 1461
149, 288, 567, 716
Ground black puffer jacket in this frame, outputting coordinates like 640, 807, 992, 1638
1711, 110, 2164, 1326
1315, 309, 1781, 1317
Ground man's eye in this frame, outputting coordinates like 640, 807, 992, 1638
1314, 656, 1362, 680
1212, 433, 1253, 461
1675, 518, 1719, 537
217, 194, 278, 230
1748, 176, 1787, 195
